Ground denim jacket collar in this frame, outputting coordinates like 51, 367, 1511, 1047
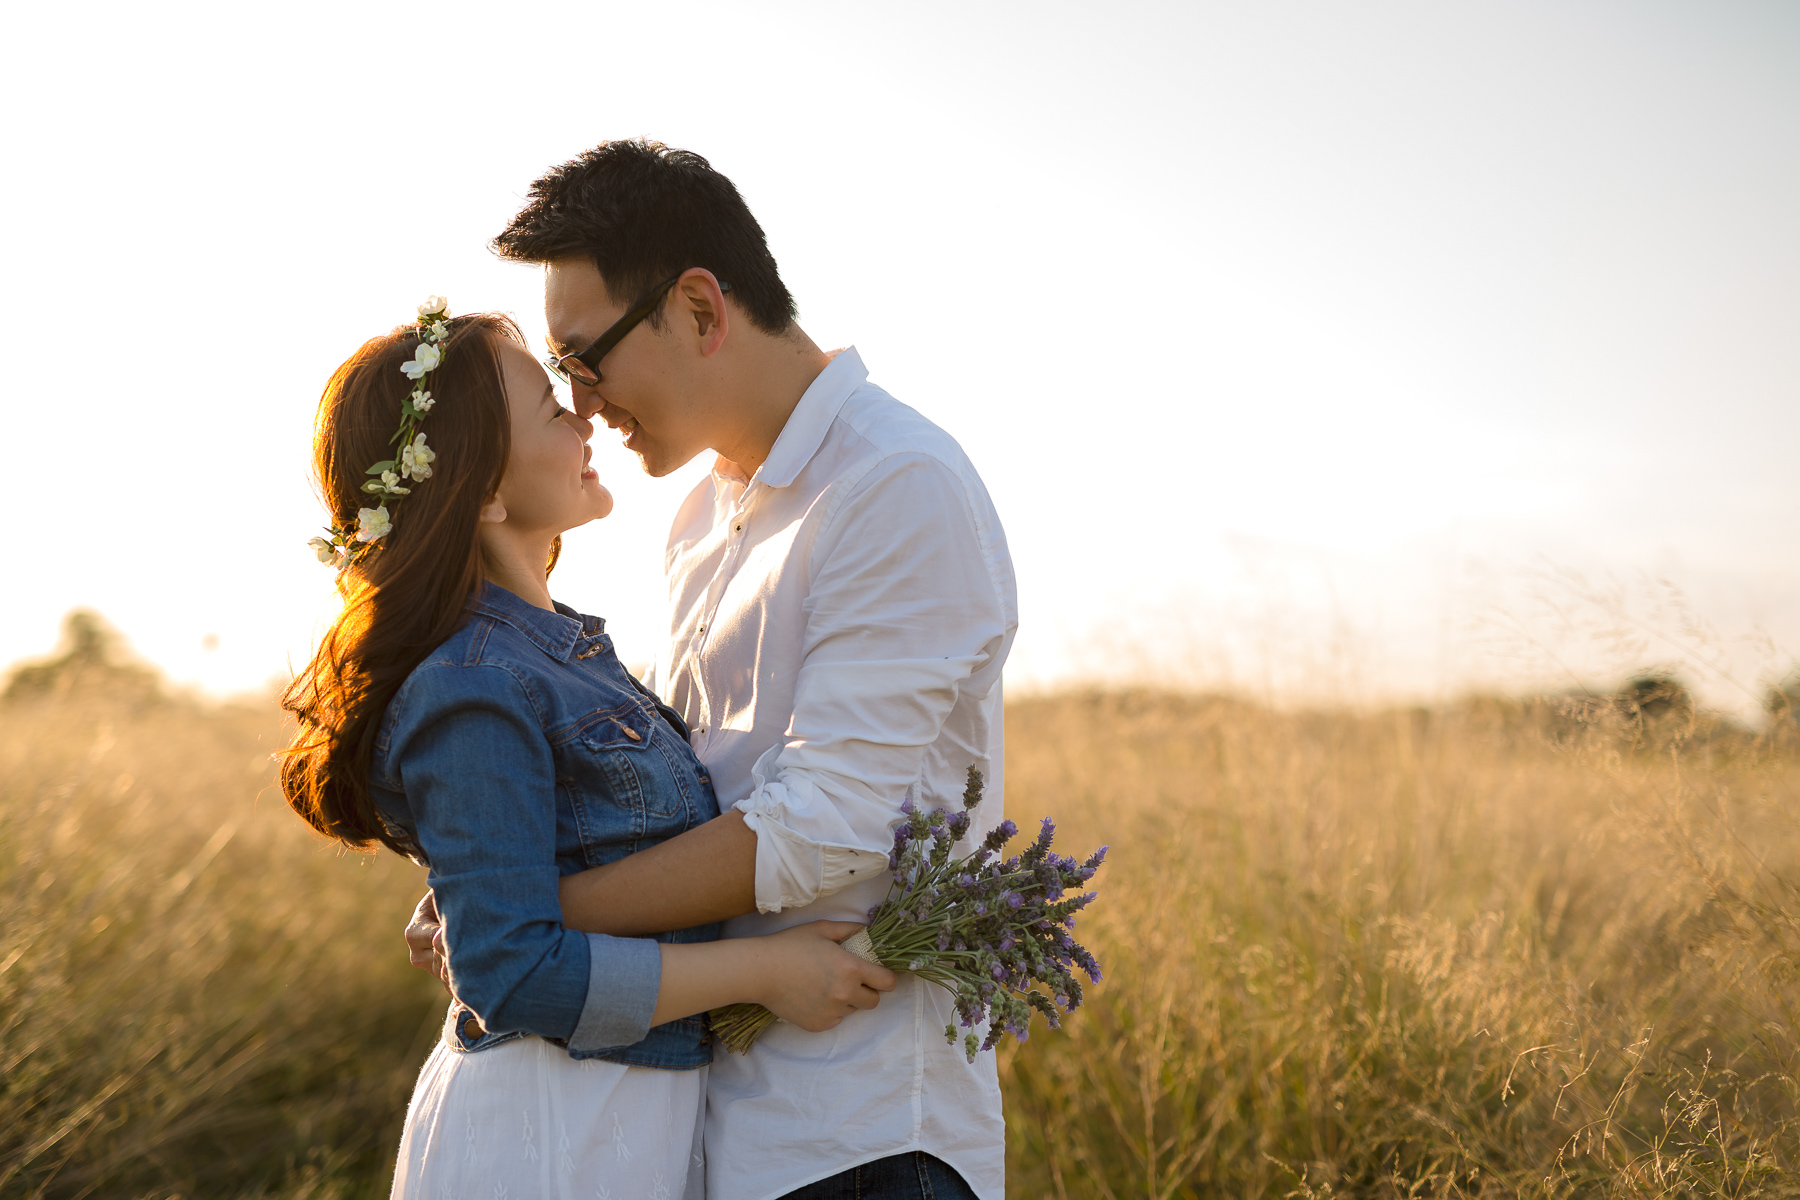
466, 581, 602, 663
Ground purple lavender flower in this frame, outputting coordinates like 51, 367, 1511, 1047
760, 766, 1110, 1066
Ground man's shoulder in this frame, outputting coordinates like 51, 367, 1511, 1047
830, 382, 980, 483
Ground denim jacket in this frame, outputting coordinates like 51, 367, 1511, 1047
371, 582, 720, 1069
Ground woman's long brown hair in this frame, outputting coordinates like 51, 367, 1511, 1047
280, 313, 524, 855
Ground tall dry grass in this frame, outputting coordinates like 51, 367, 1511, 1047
1000, 692, 1800, 1198
2, 684, 1797, 1197
0, 692, 442, 1198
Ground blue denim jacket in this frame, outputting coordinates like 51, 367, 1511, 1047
371, 582, 720, 1069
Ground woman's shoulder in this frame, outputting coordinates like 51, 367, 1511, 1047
374, 616, 553, 760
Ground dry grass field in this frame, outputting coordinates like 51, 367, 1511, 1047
3, 661, 1797, 1196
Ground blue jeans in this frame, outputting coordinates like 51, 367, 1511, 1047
778, 1152, 979, 1200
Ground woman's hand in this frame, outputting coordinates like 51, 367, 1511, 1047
749, 921, 898, 1033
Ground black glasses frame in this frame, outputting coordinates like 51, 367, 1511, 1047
543, 272, 731, 387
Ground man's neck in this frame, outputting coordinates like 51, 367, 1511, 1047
710, 326, 830, 479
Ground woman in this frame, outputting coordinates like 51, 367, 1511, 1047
280, 302, 891, 1199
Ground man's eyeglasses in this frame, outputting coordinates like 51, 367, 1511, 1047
543, 272, 731, 387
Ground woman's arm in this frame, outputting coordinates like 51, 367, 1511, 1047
393, 665, 660, 1047
557, 809, 759, 936
649, 920, 895, 1029
404, 891, 898, 1027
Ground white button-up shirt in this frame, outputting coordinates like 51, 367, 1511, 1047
648, 347, 1016, 1200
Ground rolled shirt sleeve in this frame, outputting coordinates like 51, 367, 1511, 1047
391, 663, 661, 1049
734, 453, 1012, 912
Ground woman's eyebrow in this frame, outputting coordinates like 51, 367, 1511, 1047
540, 383, 558, 408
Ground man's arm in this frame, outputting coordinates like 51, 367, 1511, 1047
558, 808, 758, 935
735, 451, 1011, 913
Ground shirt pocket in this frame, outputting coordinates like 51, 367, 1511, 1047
567, 702, 683, 823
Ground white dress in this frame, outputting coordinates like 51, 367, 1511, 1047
390, 1034, 706, 1200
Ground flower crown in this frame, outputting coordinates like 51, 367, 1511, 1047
310, 296, 451, 569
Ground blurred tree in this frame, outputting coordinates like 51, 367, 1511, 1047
3, 609, 162, 705
1613, 673, 1695, 742
1767, 671, 1800, 729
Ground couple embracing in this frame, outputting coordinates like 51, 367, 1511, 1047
281, 139, 1016, 1199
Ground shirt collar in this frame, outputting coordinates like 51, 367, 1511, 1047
467, 580, 592, 662
753, 346, 869, 489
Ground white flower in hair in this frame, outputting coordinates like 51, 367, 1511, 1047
401, 343, 442, 380
400, 433, 436, 481
305, 296, 451, 565
356, 506, 392, 543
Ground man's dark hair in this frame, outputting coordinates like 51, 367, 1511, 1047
493, 139, 797, 334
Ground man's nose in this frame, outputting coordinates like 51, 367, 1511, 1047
570, 382, 606, 421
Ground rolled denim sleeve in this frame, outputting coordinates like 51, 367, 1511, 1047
734, 453, 1011, 912
392, 663, 661, 1048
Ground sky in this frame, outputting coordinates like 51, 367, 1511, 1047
3, 0, 1795, 717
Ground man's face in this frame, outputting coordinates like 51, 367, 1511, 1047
543, 257, 712, 478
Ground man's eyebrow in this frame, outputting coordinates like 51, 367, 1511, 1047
546, 326, 595, 357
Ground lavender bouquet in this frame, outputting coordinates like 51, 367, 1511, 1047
709, 767, 1106, 1061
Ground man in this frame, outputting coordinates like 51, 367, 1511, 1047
410, 140, 1016, 1200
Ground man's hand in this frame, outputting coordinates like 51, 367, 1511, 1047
405, 890, 451, 991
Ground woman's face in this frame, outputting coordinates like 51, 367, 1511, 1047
491, 338, 613, 534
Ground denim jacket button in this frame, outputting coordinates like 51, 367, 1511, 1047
461, 1016, 484, 1040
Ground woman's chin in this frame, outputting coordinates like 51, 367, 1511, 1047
585, 484, 615, 520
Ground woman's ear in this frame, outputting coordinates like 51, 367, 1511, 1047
478, 496, 507, 524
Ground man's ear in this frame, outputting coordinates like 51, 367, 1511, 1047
674, 268, 730, 357
478, 496, 507, 524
